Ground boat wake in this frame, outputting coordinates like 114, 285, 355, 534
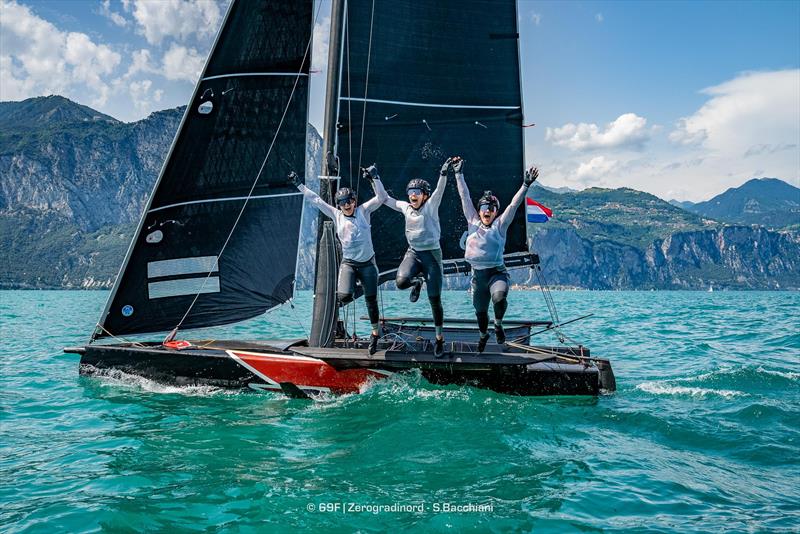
636, 381, 745, 399
79, 364, 239, 397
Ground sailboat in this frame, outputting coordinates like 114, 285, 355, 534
64, 0, 615, 397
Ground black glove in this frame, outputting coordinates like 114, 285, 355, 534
524, 167, 538, 187
452, 156, 464, 173
440, 157, 452, 176
288, 171, 301, 188
361, 164, 380, 182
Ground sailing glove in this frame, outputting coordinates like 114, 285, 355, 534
362, 164, 380, 182
288, 171, 302, 188
440, 158, 453, 176
452, 156, 464, 173
524, 167, 538, 187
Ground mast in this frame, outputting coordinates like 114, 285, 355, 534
309, 0, 346, 347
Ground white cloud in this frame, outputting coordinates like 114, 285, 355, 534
129, 79, 153, 112
531, 12, 542, 26
100, 0, 128, 27
0, 1, 120, 105
546, 113, 651, 151
669, 70, 800, 156
596, 13, 604, 23
312, 16, 330, 72
130, 0, 221, 45
123, 49, 156, 79
575, 156, 618, 182
161, 44, 204, 82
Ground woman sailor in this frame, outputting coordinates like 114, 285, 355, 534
291, 166, 387, 355
382, 158, 452, 358
453, 157, 538, 352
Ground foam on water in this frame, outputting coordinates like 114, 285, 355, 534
2, 289, 799, 532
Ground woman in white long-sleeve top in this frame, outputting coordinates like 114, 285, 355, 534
382, 158, 452, 358
291, 166, 388, 355
453, 157, 538, 352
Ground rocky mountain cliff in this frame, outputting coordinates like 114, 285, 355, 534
1, 96, 797, 290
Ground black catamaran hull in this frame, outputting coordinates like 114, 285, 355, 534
68, 340, 614, 397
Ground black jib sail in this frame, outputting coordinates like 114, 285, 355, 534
93, 0, 314, 340
336, 0, 527, 280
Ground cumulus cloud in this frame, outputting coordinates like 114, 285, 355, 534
575, 156, 619, 181
130, 0, 221, 45
161, 44, 205, 82
100, 0, 128, 27
312, 16, 330, 72
0, 1, 120, 105
669, 70, 800, 157
546, 113, 651, 151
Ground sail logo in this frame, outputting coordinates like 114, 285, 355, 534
146, 256, 220, 299
526, 198, 552, 223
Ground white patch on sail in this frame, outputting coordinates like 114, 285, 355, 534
147, 256, 218, 278
148, 277, 220, 299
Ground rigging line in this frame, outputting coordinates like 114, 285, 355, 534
168, 1, 323, 339
345, 1, 354, 190
94, 323, 146, 348
355, 0, 376, 199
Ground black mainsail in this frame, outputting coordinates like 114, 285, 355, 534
335, 0, 527, 280
93, 0, 314, 340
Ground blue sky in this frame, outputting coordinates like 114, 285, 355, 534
1, 0, 798, 201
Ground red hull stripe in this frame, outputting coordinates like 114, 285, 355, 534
227, 350, 390, 394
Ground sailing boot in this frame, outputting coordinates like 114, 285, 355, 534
409, 277, 423, 303
477, 333, 490, 353
494, 323, 506, 345
368, 333, 379, 356
434, 337, 445, 358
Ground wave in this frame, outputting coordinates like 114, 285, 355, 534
79, 365, 239, 397
636, 381, 745, 398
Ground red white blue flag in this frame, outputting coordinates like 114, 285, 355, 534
526, 197, 552, 223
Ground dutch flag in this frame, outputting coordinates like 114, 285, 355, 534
526, 197, 552, 223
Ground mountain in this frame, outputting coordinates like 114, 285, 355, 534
0, 95, 118, 130
669, 199, 695, 210
0, 96, 798, 290
685, 178, 799, 229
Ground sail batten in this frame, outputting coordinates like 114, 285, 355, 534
94, 0, 314, 340
337, 0, 526, 279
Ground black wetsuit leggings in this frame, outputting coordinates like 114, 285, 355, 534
471, 266, 510, 333
338, 259, 379, 327
395, 247, 444, 327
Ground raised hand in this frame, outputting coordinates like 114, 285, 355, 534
361, 164, 380, 182
288, 171, 301, 188
524, 167, 539, 186
440, 157, 453, 176
451, 156, 464, 173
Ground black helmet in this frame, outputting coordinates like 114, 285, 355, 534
335, 187, 356, 206
406, 178, 431, 195
477, 190, 500, 211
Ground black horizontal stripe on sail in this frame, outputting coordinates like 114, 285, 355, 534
337, 0, 526, 280
95, 0, 313, 339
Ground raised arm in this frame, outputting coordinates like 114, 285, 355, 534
453, 158, 478, 224
288, 172, 338, 220
360, 165, 389, 212
498, 167, 538, 231
427, 158, 452, 209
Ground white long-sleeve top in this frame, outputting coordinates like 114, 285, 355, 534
298, 180, 387, 262
456, 172, 528, 270
382, 172, 447, 251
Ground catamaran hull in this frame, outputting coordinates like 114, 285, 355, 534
71, 342, 613, 397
